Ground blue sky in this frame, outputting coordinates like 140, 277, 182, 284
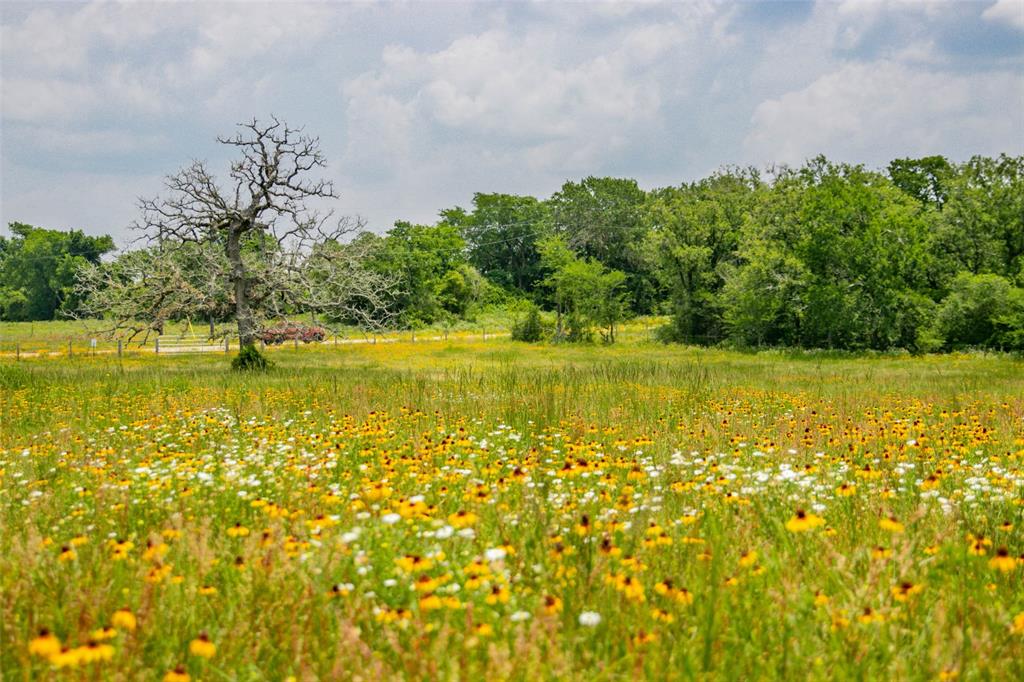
2, 0, 1022, 246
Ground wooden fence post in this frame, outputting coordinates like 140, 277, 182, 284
225, 337, 230, 353
117, 339, 123, 358
155, 337, 160, 354
294, 337, 299, 350
68, 339, 73, 358
16, 343, 20, 361
411, 329, 415, 343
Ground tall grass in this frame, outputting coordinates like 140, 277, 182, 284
1, 331, 1023, 680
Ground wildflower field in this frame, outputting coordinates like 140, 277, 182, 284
2, 336, 1023, 680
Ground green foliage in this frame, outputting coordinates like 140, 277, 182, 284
442, 193, 551, 293
231, 343, 272, 371
887, 155, 952, 208
435, 268, 474, 318
366, 221, 469, 326
0, 222, 115, 321
549, 177, 657, 314
510, 304, 545, 342
719, 243, 807, 347
932, 154, 1024, 280
434, 264, 498, 321
720, 158, 936, 350
539, 235, 628, 343
646, 168, 762, 344
44, 152, 1024, 354
931, 273, 1024, 351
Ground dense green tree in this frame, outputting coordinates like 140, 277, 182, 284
368, 221, 469, 325
538, 235, 627, 343
719, 242, 808, 347
441, 193, 551, 293
887, 156, 952, 209
644, 169, 762, 343
723, 158, 935, 350
511, 304, 545, 342
435, 264, 491, 319
548, 177, 655, 313
0, 222, 115, 321
931, 273, 1024, 351
934, 155, 1024, 281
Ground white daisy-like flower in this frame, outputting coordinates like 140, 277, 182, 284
485, 547, 507, 562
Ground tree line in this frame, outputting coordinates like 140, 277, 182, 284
3, 143, 1022, 352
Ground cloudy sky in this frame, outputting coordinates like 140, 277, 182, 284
2, 0, 1022, 246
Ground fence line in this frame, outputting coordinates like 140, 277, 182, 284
0, 323, 664, 361
0, 328, 515, 360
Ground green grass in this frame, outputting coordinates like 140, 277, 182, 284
1, 324, 1023, 680
0, 305, 551, 346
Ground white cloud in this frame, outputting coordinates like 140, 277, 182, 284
745, 61, 1024, 165
339, 19, 713, 187
1, 2, 344, 124
333, 22, 714, 229
1, 66, 169, 124
181, 3, 341, 80
2, 1, 1022, 239
0, 3, 166, 75
364, 30, 665, 139
983, 0, 1024, 30
1, 77, 99, 122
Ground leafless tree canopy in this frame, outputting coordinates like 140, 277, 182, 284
77, 117, 400, 344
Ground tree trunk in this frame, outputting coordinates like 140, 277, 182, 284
227, 227, 256, 347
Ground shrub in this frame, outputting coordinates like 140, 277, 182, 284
231, 343, 272, 371
511, 305, 544, 342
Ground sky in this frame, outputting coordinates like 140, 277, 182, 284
1, 0, 1022, 247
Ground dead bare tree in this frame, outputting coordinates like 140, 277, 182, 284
77, 117, 399, 355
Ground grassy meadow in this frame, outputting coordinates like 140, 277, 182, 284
1, 327, 1023, 680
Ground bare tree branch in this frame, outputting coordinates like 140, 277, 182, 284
77, 118, 402, 348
